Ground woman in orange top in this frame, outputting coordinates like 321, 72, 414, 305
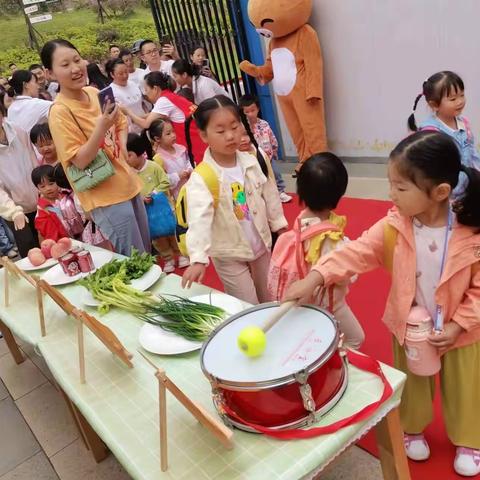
41, 39, 150, 255
285, 132, 480, 476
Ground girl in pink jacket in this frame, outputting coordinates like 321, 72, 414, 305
285, 131, 480, 477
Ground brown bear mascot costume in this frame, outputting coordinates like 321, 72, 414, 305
240, 0, 327, 171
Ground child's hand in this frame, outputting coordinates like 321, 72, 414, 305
13, 213, 28, 231
283, 271, 324, 304
144, 196, 153, 205
428, 321, 464, 353
182, 263, 206, 288
180, 170, 190, 180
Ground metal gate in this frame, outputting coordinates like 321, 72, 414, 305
148, 0, 256, 103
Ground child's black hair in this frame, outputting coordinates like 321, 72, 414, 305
30, 123, 52, 145
127, 133, 147, 157
297, 153, 348, 211
390, 130, 480, 228
144, 118, 173, 159
238, 93, 260, 109
185, 95, 269, 176
31, 165, 55, 188
408, 71, 464, 131
52, 163, 72, 190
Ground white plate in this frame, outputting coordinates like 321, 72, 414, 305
139, 293, 245, 355
40, 251, 113, 286
15, 256, 58, 271
82, 263, 163, 307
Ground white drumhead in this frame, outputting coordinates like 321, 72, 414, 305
202, 305, 337, 384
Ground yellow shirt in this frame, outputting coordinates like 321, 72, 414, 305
48, 86, 141, 212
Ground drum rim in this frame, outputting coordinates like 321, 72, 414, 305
200, 302, 340, 390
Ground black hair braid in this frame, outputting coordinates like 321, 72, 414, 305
184, 115, 196, 168
239, 110, 269, 178
407, 92, 424, 132
454, 165, 480, 228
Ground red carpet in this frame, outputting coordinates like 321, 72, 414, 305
173, 195, 465, 479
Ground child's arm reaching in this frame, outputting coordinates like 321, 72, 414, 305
284, 217, 388, 303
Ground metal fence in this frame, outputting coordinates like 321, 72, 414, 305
148, 0, 256, 103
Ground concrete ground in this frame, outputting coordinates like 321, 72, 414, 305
0, 161, 389, 480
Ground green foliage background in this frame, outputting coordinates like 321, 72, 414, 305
0, 8, 156, 76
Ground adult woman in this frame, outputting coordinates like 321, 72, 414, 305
119, 48, 145, 88
105, 58, 145, 134
121, 71, 206, 163
0, 100, 39, 257
190, 46, 216, 80
171, 59, 229, 105
41, 39, 150, 255
7, 70, 52, 133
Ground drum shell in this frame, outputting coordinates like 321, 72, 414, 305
201, 303, 348, 431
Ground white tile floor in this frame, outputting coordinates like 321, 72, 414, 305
0, 166, 389, 480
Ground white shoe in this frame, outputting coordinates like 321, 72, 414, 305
404, 433, 430, 461
279, 192, 292, 203
163, 259, 175, 273
454, 447, 480, 476
177, 256, 190, 269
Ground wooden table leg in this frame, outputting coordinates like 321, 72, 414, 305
0, 318, 24, 364
59, 388, 109, 463
375, 407, 411, 480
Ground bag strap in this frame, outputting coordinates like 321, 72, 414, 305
194, 162, 220, 209
383, 222, 398, 274
53, 102, 89, 141
300, 221, 341, 242
220, 349, 393, 439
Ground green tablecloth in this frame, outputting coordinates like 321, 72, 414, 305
0, 250, 406, 480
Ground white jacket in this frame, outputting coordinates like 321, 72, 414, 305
185, 149, 287, 264
0, 120, 38, 220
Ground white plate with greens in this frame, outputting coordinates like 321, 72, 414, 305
138, 293, 245, 355
82, 264, 163, 307
41, 251, 113, 286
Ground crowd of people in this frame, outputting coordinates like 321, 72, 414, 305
2, 33, 480, 476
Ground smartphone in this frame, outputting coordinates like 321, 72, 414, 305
98, 86, 115, 113
160, 34, 171, 46
202, 59, 210, 68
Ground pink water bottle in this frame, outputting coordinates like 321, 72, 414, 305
404, 306, 441, 376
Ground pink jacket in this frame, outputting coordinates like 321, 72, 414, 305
313, 208, 480, 351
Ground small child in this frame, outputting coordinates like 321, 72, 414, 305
126, 133, 189, 272
239, 94, 292, 203
31, 165, 82, 241
148, 118, 193, 200
30, 123, 58, 166
269, 153, 364, 350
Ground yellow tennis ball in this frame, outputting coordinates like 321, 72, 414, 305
237, 326, 266, 357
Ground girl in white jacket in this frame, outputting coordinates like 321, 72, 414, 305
0, 102, 39, 257
181, 95, 288, 304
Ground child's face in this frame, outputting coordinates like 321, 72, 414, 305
388, 160, 447, 218
191, 48, 206, 66
433, 87, 466, 120
158, 122, 176, 148
126, 151, 144, 170
238, 128, 252, 152
37, 177, 60, 201
35, 137, 57, 165
200, 108, 241, 156
242, 103, 260, 123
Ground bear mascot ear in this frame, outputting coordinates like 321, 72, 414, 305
239, 0, 327, 171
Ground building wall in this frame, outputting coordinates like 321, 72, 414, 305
272, 0, 480, 159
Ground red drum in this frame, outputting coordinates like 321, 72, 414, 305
201, 303, 347, 432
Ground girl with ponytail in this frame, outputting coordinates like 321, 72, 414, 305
181, 95, 288, 305
285, 131, 480, 476
407, 71, 480, 197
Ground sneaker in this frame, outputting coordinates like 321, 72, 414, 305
279, 192, 293, 203
454, 447, 480, 476
178, 256, 190, 269
163, 259, 175, 273
404, 433, 430, 461
7, 249, 17, 259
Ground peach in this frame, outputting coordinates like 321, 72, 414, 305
40, 239, 56, 259
57, 237, 72, 251
51, 243, 70, 260
28, 248, 46, 267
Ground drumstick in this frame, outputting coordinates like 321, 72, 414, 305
262, 301, 296, 333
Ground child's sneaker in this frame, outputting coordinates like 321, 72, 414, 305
454, 447, 480, 476
279, 192, 292, 203
163, 259, 175, 273
404, 433, 430, 461
178, 256, 190, 269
